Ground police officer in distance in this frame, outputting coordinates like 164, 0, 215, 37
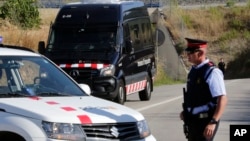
180, 38, 227, 141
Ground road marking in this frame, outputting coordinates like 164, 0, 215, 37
136, 95, 183, 112
135, 80, 237, 112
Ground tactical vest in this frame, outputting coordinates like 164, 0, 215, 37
186, 63, 217, 109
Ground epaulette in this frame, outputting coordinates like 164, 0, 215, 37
208, 61, 215, 67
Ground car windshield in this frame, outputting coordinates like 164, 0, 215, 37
0, 56, 86, 97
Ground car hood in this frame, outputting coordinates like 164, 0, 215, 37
0, 96, 144, 124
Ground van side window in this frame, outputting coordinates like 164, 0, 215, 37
141, 19, 153, 48
127, 20, 142, 51
141, 23, 146, 44
123, 23, 131, 52
146, 22, 153, 44
125, 18, 153, 52
131, 24, 141, 50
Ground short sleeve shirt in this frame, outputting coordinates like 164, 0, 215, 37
194, 59, 227, 97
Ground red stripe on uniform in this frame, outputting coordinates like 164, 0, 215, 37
77, 115, 92, 124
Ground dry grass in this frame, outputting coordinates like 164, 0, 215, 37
0, 8, 59, 51
164, 5, 250, 64
163, 4, 250, 78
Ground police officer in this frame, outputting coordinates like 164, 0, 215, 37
180, 38, 227, 141
218, 58, 226, 74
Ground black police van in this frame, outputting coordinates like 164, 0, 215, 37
38, 0, 156, 104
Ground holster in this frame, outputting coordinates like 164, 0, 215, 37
182, 103, 190, 139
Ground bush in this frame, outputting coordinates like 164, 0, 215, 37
0, 0, 40, 29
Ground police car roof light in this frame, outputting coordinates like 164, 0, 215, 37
0, 36, 3, 44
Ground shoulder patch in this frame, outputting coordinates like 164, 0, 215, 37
208, 61, 215, 67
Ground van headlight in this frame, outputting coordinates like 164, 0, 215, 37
42, 121, 86, 141
100, 65, 115, 76
137, 120, 151, 138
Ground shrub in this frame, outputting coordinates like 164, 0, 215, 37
0, 0, 40, 29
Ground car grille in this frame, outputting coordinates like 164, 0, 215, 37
65, 68, 99, 78
81, 122, 141, 140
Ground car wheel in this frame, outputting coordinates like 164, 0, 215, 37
139, 75, 152, 101
114, 80, 126, 105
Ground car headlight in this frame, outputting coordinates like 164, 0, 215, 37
137, 120, 151, 138
42, 121, 86, 141
100, 65, 115, 76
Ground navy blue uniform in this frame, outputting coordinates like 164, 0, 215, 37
182, 38, 227, 141
184, 60, 225, 141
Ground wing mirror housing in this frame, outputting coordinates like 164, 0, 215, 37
79, 84, 91, 95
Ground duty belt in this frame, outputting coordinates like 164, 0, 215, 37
190, 112, 209, 119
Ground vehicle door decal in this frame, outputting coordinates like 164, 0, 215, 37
126, 79, 146, 95
137, 58, 151, 67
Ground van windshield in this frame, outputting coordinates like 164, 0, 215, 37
46, 5, 120, 53
47, 26, 118, 52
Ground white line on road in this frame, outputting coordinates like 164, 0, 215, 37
135, 80, 237, 112
136, 95, 183, 112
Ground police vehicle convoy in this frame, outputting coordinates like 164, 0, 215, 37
38, 0, 157, 105
0, 43, 156, 141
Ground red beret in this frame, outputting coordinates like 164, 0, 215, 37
185, 38, 207, 51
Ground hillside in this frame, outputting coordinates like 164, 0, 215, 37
0, 3, 250, 79
162, 3, 250, 79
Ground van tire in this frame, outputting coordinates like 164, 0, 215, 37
139, 76, 151, 101
114, 80, 126, 105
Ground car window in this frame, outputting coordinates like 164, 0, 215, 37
0, 56, 86, 97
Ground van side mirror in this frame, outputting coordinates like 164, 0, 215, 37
125, 39, 133, 54
38, 41, 45, 54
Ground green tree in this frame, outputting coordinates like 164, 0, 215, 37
0, 0, 40, 29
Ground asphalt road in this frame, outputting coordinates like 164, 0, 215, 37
125, 78, 250, 141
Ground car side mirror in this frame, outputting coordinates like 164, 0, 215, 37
79, 84, 91, 95
38, 41, 45, 54
125, 39, 133, 54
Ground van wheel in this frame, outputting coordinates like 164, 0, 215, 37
114, 80, 126, 105
139, 76, 151, 101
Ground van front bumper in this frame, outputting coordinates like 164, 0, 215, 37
83, 76, 119, 100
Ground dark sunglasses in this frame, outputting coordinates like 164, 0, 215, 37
186, 49, 201, 55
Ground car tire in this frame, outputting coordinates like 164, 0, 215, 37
139, 75, 152, 101
114, 80, 126, 105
